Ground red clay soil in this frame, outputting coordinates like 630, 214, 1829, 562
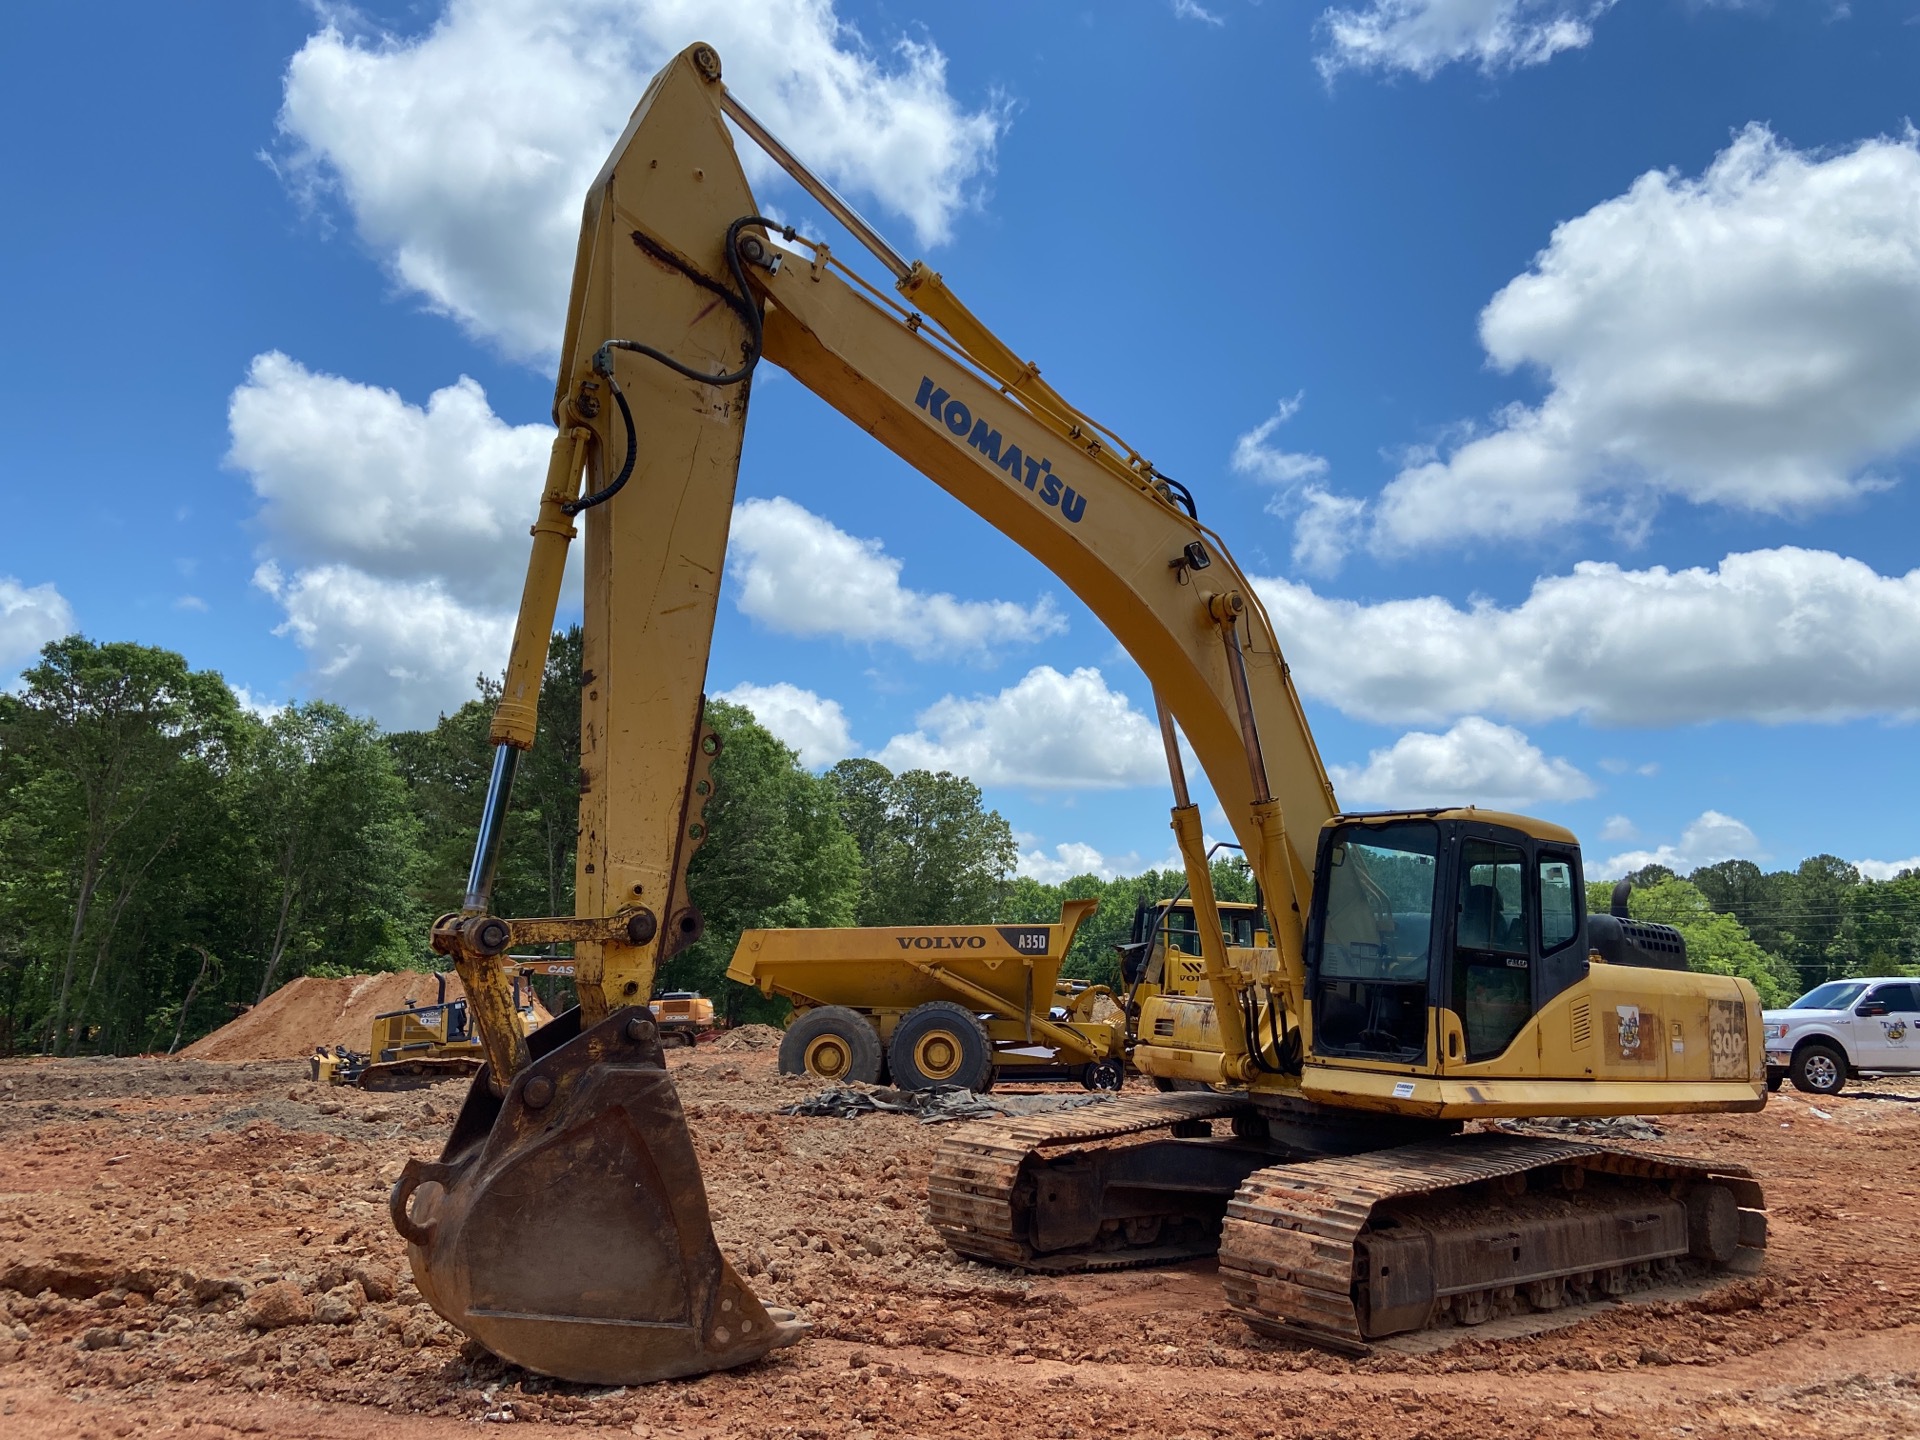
0, 1052, 1915, 1439
179, 972, 550, 1061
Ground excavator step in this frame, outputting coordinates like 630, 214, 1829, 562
1219, 1133, 1766, 1350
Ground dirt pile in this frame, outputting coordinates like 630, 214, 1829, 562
180, 972, 474, 1061
711, 1022, 783, 1051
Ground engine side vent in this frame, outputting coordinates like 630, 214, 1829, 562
1571, 999, 1592, 1051
1153, 1016, 1175, 1038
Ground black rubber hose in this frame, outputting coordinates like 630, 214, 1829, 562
1155, 474, 1197, 519
564, 215, 791, 517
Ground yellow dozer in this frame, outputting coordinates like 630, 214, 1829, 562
313, 970, 543, 1089
395, 44, 1769, 1386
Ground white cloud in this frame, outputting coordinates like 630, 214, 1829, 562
1598, 758, 1659, 777
1601, 810, 1762, 878
227, 354, 1065, 721
173, 595, 209, 614
1231, 395, 1330, 487
1318, 0, 1610, 80
1289, 487, 1368, 578
1231, 396, 1355, 577
228, 353, 557, 727
875, 666, 1163, 790
1173, 0, 1226, 26
254, 563, 512, 730
277, 0, 1005, 358
1254, 547, 1920, 727
712, 680, 854, 766
1598, 814, 1637, 842
1373, 125, 1920, 551
1017, 840, 1142, 885
232, 686, 288, 723
1329, 716, 1593, 810
229, 352, 553, 610
728, 497, 1063, 661
1855, 856, 1920, 882
0, 578, 76, 672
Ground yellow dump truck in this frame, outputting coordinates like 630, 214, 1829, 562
726, 900, 1126, 1090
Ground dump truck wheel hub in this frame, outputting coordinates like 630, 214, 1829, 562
805, 1035, 852, 1080
914, 1031, 963, 1081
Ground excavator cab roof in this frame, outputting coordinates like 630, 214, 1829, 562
1327, 807, 1580, 847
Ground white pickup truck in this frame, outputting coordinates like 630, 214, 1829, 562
1764, 977, 1920, 1096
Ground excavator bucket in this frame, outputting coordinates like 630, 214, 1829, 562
389, 1006, 805, 1384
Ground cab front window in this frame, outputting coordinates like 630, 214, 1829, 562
1313, 822, 1439, 1060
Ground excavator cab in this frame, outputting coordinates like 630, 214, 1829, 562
1304, 811, 1588, 1067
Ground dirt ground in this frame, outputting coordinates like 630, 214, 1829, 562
1, 1050, 1916, 1440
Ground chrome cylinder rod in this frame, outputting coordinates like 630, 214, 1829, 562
463, 744, 521, 912
718, 88, 912, 281
1221, 622, 1273, 807
1155, 692, 1192, 810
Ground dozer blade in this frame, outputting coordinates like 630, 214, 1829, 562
389, 1004, 805, 1385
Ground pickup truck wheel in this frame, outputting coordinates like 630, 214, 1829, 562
779, 1006, 882, 1085
1790, 1041, 1847, 1097
888, 1001, 993, 1092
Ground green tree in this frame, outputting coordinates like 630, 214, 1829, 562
0, 637, 242, 1052
663, 701, 861, 1017
1839, 873, 1920, 976
824, 760, 1017, 926
248, 702, 422, 1000
387, 627, 583, 923
1765, 855, 1861, 987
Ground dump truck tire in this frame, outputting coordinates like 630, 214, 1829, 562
780, 1006, 883, 1084
889, 1001, 993, 1092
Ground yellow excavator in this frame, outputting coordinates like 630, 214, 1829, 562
392, 43, 1768, 1386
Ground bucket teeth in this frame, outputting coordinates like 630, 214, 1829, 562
391, 1005, 805, 1385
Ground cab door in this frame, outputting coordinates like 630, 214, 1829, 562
1446, 835, 1534, 1065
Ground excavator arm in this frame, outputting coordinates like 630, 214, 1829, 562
401, 41, 1343, 1387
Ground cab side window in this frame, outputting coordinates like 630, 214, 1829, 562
1539, 857, 1578, 952
1458, 842, 1527, 956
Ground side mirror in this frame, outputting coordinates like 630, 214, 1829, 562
1857, 1003, 1889, 1017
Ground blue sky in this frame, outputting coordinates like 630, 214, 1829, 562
3, 0, 1918, 885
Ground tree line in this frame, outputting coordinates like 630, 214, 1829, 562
0, 633, 1017, 1054
1617, 857, 1920, 1006
4, 633, 1911, 1054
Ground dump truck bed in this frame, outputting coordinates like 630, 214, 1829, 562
728, 899, 1098, 1014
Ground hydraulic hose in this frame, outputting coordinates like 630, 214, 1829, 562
564, 214, 793, 517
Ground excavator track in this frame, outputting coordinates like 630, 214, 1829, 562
932, 1107, 1766, 1350
929, 1093, 1255, 1269
1219, 1134, 1767, 1352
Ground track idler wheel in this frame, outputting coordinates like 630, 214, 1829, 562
390, 1005, 806, 1384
